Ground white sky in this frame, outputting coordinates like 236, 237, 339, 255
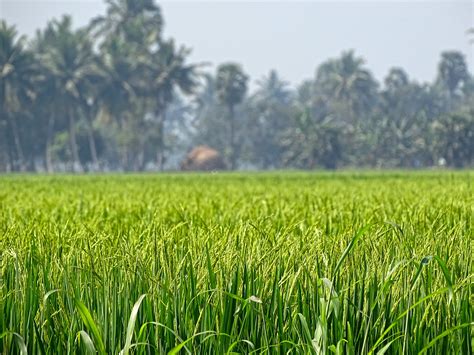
1, 0, 473, 90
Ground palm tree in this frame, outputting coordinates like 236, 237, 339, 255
254, 70, 291, 104
384, 67, 409, 92
191, 74, 229, 155
216, 63, 248, 169
437, 51, 469, 109
433, 111, 474, 167
95, 37, 138, 127
0, 21, 38, 171
281, 108, 343, 169
139, 39, 198, 169
380, 68, 415, 117
89, 0, 166, 170
39, 16, 100, 172
92, 36, 141, 170
315, 50, 378, 123
89, 0, 162, 47
249, 70, 292, 168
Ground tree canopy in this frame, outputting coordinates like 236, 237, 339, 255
0, 2, 472, 172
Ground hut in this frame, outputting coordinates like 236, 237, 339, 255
180, 145, 227, 171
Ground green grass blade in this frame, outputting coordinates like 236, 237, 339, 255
121, 294, 146, 355
418, 323, 474, 355
75, 299, 106, 354
76, 330, 97, 354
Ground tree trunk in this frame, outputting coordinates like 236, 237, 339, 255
2, 126, 13, 172
68, 108, 83, 173
156, 109, 165, 171
81, 100, 99, 171
7, 114, 25, 172
45, 113, 55, 173
137, 147, 145, 171
85, 114, 99, 171
229, 104, 236, 170
7, 140, 13, 172
119, 116, 129, 171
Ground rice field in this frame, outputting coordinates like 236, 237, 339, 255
1, 172, 473, 354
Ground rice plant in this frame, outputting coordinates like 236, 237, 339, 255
1, 172, 473, 354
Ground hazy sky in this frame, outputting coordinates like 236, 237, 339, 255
1, 0, 473, 89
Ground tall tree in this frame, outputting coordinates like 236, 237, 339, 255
432, 111, 474, 167
191, 74, 229, 154
281, 108, 343, 169
246, 70, 293, 168
437, 51, 469, 109
140, 39, 198, 170
372, 68, 431, 167
94, 36, 141, 170
39, 16, 100, 172
89, 0, 162, 47
216, 63, 248, 169
315, 50, 378, 123
384, 67, 409, 92
0, 21, 38, 171
89, 0, 168, 170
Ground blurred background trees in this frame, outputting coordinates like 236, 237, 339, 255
0, 1, 473, 172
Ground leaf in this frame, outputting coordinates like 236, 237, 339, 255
434, 256, 453, 303
411, 256, 432, 289
0, 332, 28, 355
297, 313, 314, 351
75, 298, 106, 354
76, 330, 97, 354
368, 286, 450, 354
376, 335, 403, 355
168, 331, 215, 355
121, 294, 146, 355
43, 289, 60, 305
33, 321, 46, 355
226, 339, 255, 354
332, 225, 369, 278
418, 322, 474, 354
13, 332, 28, 355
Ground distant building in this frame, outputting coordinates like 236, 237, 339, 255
180, 146, 227, 171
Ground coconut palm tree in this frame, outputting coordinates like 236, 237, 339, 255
248, 70, 293, 168
191, 74, 230, 156
89, 0, 162, 47
433, 111, 474, 167
281, 108, 343, 169
95, 37, 138, 128
39, 16, 101, 172
139, 39, 198, 169
315, 50, 378, 123
216, 63, 248, 169
437, 51, 469, 109
0, 21, 38, 171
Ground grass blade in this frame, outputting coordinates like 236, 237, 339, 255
75, 299, 106, 354
121, 294, 146, 355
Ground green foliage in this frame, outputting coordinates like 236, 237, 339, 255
0, 20, 38, 171
282, 109, 343, 169
0, 1, 473, 172
244, 70, 293, 169
216, 63, 249, 111
1, 172, 473, 353
315, 50, 378, 121
437, 51, 469, 99
215, 63, 249, 169
432, 111, 474, 167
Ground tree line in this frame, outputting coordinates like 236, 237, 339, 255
1, 0, 473, 172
